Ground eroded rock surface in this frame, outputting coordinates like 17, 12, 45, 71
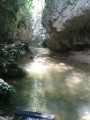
42, 0, 90, 50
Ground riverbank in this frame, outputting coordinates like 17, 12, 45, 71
67, 50, 90, 64
31, 47, 90, 64
49, 48, 90, 64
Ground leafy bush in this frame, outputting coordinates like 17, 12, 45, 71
0, 41, 28, 62
0, 0, 32, 18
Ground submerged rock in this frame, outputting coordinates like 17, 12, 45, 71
42, 0, 90, 51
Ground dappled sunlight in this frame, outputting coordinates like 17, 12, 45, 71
35, 57, 73, 73
27, 79, 48, 113
24, 56, 73, 79
5, 46, 90, 120
78, 105, 90, 120
66, 72, 84, 86
24, 57, 75, 95
65, 71, 90, 97
24, 59, 47, 78
30, 61, 46, 74
55, 63, 73, 72
66, 71, 86, 94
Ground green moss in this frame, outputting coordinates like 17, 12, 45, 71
0, 0, 32, 18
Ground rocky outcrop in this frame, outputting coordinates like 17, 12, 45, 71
0, 8, 32, 43
8, 9, 32, 43
42, 0, 90, 51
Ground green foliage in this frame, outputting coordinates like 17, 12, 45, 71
0, 41, 27, 63
0, 0, 32, 19
0, 0, 32, 63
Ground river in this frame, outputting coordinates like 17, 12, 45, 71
1, 47, 90, 120
1, 0, 90, 119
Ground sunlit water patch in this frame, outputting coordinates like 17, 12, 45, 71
27, 78, 48, 113
1, 48, 90, 120
78, 105, 90, 120
24, 58, 48, 113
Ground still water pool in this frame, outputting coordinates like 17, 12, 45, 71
1, 48, 90, 120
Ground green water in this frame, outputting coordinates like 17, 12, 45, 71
1, 48, 90, 120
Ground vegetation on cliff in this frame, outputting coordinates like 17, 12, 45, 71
0, 0, 32, 41
0, 0, 32, 102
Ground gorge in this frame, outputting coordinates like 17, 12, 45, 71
0, 0, 90, 120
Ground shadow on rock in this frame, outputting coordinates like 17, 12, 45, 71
0, 63, 27, 79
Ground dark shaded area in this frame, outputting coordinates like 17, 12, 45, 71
68, 44, 90, 51
0, 63, 26, 79
14, 111, 54, 120
41, 39, 48, 48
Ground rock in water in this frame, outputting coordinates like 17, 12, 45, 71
0, 63, 26, 78
0, 78, 14, 102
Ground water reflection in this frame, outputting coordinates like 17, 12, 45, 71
78, 105, 90, 120
30, 61, 46, 74
1, 50, 90, 120
27, 78, 48, 113
23, 55, 90, 120
24, 58, 48, 113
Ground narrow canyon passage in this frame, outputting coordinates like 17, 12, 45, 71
1, 0, 90, 120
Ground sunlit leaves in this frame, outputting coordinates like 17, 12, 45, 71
0, 41, 27, 62
0, 0, 32, 19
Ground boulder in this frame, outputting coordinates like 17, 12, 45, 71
0, 63, 26, 79
42, 0, 90, 51
0, 78, 14, 102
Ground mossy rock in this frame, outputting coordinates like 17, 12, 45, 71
0, 78, 15, 102
0, 63, 26, 79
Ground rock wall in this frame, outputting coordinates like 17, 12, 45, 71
42, 0, 90, 51
0, 8, 32, 43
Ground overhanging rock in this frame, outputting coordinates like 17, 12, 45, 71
42, 0, 90, 51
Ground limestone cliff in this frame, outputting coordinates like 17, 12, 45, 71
42, 0, 90, 51
0, 3, 32, 43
